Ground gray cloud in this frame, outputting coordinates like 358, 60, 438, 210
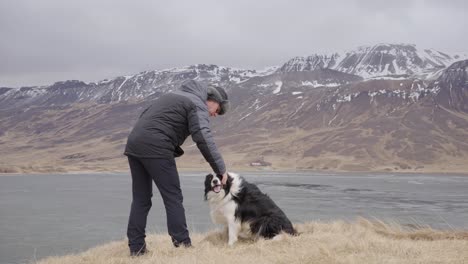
1, 0, 467, 87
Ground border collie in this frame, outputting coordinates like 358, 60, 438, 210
204, 172, 297, 245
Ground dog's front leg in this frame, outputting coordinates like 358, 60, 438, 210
227, 218, 240, 246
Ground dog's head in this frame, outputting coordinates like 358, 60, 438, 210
204, 173, 232, 201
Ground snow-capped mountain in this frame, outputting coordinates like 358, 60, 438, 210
279, 43, 467, 79
2, 44, 466, 110
1, 44, 468, 174
0, 64, 271, 109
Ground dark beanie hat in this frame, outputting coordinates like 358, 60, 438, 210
207, 85, 230, 115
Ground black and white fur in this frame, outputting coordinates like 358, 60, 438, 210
204, 172, 297, 246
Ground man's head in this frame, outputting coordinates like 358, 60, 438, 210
207, 85, 230, 117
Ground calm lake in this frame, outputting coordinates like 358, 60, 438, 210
1, 171, 467, 264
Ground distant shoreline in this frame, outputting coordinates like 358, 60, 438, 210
1, 167, 468, 177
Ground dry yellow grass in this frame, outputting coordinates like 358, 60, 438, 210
36, 219, 468, 264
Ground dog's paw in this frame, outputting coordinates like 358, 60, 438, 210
227, 236, 238, 246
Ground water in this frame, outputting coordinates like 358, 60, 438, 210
1, 172, 467, 264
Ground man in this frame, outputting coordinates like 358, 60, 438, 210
123, 80, 229, 256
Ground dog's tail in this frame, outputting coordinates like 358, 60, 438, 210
290, 227, 301, 236
284, 225, 300, 237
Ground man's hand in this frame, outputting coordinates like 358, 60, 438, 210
221, 172, 228, 185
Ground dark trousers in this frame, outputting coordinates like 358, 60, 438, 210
126, 156, 191, 252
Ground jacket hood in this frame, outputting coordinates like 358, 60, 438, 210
178, 80, 208, 101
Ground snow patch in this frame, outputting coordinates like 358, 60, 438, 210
336, 92, 359, 103
368, 76, 408, 80
239, 112, 252, 121
230, 77, 241, 83
273, 81, 282, 94
290, 101, 306, 117
301, 81, 341, 88
336, 94, 352, 103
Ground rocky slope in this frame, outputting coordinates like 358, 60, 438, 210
1, 44, 467, 173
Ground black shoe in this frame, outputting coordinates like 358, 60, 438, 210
130, 248, 150, 257
173, 239, 192, 248
176, 243, 192, 248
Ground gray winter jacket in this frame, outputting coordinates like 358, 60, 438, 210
124, 80, 226, 175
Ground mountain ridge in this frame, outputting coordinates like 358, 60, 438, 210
279, 43, 468, 78
1, 44, 467, 174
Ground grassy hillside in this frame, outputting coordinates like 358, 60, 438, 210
37, 219, 468, 264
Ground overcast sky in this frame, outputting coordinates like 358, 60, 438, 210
1, 0, 467, 87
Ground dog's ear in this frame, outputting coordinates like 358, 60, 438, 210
224, 173, 234, 188
204, 174, 214, 201
227, 172, 236, 182
205, 173, 214, 182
